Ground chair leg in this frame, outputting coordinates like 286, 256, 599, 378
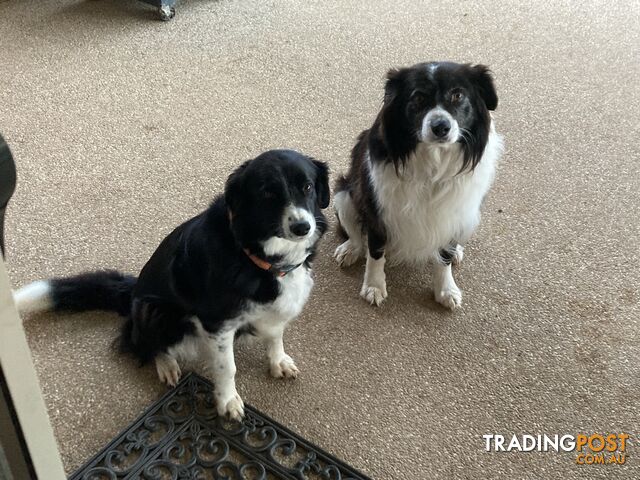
0, 207, 5, 257
0, 134, 16, 258
137, 0, 177, 20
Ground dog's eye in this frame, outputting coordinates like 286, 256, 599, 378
303, 182, 313, 195
451, 91, 464, 103
262, 190, 275, 199
412, 92, 425, 106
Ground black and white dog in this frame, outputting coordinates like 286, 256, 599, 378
334, 62, 503, 308
14, 149, 330, 420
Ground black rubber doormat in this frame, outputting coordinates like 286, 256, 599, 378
70, 372, 371, 480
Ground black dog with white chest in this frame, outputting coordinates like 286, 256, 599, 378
15, 149, 330, 420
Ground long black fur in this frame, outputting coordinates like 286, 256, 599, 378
51, 271, 136, 317
46, 150, 329, 365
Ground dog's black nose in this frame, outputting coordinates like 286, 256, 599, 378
290, 221, 311, 237
431, 119, 451, 138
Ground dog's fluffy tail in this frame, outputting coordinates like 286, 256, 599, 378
14, 270, 137, 317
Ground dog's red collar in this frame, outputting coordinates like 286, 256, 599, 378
242, 249, 302, 277
229, 210, 302, 277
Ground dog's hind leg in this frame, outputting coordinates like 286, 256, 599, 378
333, 190, 364, 267
156, 327, 207, 387
155, 353, 181, 387
451, 244, 464, 266
440, 243, 465, 266
127, 301, 193, 388
154, 335, 201, 387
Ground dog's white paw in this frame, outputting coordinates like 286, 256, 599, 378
270, 354, 299, 379
360, 282, 388, 306
334, 240, 361, 267
218, 393, 245, 421
451, 245, 464, 266
435, 285, 462, 310
155, 354, 181, 387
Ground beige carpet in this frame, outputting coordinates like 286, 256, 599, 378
1, 0, 639, 478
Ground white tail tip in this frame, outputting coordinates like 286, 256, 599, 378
13, 281, 54, 314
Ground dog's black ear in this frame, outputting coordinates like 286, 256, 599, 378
470, 64, 498, 111
224, 160, 249, 214
384, 68, 406, 104
312, 159, 330, 209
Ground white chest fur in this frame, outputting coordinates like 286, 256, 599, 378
169, 266, 314, 356
244, 266, 314, 332
368, 127, 503, 264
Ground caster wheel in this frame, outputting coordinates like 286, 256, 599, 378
158, 6, 175, 21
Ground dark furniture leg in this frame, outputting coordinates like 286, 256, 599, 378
0, 134, 16, 258
138, 0, 178, 21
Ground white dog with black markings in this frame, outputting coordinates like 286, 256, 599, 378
334, 61, 503, 308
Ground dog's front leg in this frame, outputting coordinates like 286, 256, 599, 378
259, 325, 299, 379
360, 228, 388, 306
433, 246, 462, 309
209, 330, 244, 421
